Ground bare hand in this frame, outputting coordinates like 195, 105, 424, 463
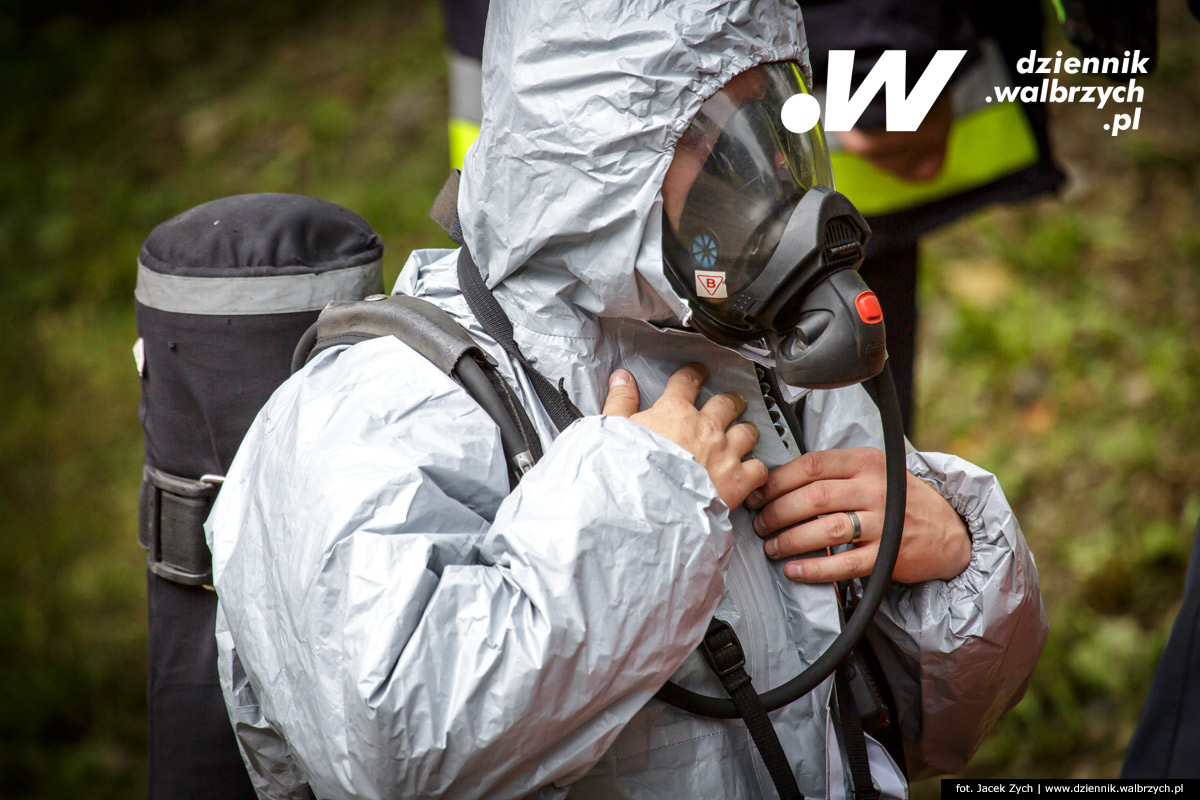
745, 447, 970, 584
602, 364, 768, 510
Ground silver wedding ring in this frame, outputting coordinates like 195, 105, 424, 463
845, 511, 862, 543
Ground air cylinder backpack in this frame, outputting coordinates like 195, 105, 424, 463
134, 193, 383, 798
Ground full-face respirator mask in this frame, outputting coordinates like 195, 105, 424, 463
655, 62, 910, 724
662, 62, 887, 389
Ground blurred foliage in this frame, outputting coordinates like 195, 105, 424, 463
912, 3, 1200, 788
0, 1, 449, 796
0, 0, 1198, 797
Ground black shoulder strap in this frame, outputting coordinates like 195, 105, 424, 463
701, 619, 804, 799
456, 246, 582, 433
835, 664, 881, 800
428, 169, 583, 434
293, 293, 542, 486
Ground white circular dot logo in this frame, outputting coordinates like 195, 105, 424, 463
780, 94, 821, 134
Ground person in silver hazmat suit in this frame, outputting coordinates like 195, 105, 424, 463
206, 1, 1047, 797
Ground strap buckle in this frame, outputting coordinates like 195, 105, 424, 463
697, 617, 805, 799
700, 618, 747, 679
138, 466, 221, 586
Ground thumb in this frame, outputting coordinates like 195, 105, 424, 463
602, 369, 640, 417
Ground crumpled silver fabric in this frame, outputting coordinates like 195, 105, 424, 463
208, 0, 1047, 797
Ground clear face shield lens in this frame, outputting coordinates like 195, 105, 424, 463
662, 62, 884, 389
662, 62, 834, 303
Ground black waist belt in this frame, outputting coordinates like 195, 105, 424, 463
138, 466, 221, 586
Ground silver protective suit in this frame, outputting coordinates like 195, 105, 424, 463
207, 1, 1048, 797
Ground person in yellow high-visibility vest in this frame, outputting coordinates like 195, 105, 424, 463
441, 0, 489, 173
802, 1, 1066, 433
440, 0, 1065, 434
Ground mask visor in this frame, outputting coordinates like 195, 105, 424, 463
663, 61, 834, 334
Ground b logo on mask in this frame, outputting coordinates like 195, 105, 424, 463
695, 270, 727, 299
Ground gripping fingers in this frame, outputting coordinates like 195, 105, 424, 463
764, 511, 874, 559
726, 421, 760, 457
753, 478, 863, 536
747, 447, 882, 509
738, 458, 769, 495
782, 541, 879, 583
660, 362, 708, 402
602, 369, 641, 417
711, 456, 767, 511
700, 392, 747, 428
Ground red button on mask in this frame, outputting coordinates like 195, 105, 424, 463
855, 291, 883, 324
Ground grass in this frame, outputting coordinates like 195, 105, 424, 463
2, 0, 1198, 796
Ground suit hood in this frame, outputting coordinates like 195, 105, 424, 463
457, 0, 810, 332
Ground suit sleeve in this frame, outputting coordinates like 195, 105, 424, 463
208, 336, 732, 799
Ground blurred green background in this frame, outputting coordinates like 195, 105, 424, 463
1, 0, 1197, 796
